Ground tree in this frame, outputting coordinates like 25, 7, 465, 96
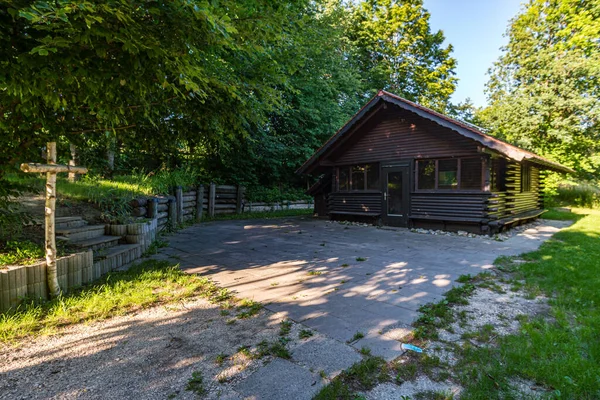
346, 0, 457, 111
0, 0, 310, 176
480, 0, 600, 177
199, 1, 366, 187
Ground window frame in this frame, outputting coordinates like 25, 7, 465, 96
415, 157, 484, 192
335, 163, 380, 192
521, 164, 532, 192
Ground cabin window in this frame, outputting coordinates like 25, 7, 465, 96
521, 164, 532, 192
460, 158, 483, 190
417, 160, 436, 190
352, 166, 365, 190
339, 167, 349, 191
438, 159, 458, 189
490, 158, 507, 192
336, 164, 379, 191
417, 157, 483, 191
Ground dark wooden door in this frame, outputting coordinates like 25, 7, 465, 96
382, 165, 410, 227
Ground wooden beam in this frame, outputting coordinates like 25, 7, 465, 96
20, 163, 88, 174
45, 143, 61, 297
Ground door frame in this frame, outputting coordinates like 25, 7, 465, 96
381, 160, 411, 227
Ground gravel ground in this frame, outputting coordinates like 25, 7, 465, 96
0, 297, 296, 400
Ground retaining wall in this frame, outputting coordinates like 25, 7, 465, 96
0, 220, 157, 313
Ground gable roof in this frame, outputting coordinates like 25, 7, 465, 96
297, 90, 574, 174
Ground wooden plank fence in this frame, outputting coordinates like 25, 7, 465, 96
130, 184, 314, 231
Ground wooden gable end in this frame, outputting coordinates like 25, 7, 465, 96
327, 106, 480, 165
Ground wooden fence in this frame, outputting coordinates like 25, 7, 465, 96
130, 184, 313, 231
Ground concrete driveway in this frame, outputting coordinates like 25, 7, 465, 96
159, 216, 568, 361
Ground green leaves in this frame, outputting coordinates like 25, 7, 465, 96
481, 0, 600, 177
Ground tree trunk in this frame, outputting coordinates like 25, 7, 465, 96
45, 142, 61, 297
68, 143, 79, 182
106, 135, 116, 177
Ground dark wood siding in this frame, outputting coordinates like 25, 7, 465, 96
328, 107, 480, 165
327, 192, 382, 215
410, 193, 490, 221
488, 161, 541, 220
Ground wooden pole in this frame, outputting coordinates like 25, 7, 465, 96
195, 184, 204, 222
208, 183, 216, 218
236, 185, 243, 214
175, 186, 183, 225
45, 142, 61, 297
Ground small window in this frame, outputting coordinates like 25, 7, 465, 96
417, 160, 436, 190
352, 166, 365, 190
339, 168, 349, 191
337, 164, 378, 191
460, 158, 482, 190
366, 164, 379, 190
521, 164, 531, 192
490, 158, 507, 192
438, 159, 458, 190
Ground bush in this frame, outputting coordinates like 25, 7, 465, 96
544, 176, 599, 208
245, 185, 311, 204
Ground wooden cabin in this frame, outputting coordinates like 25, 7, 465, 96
298, 90, 573, 234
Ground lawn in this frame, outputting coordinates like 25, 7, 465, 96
456, 208, 600, 398
0, 259, 236, 343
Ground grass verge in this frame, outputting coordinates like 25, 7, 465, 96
409, 208, 600, 399
456, 208, 600, 398
0, 259, 236, 343
204, 208, 313, 221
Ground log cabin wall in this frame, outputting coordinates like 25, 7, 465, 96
323, 106, 485, 224
331, 107, 480, 165
487, 161, 541, 221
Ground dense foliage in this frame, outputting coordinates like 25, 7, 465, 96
0, 0, 457, 188
479, 0, 600, 178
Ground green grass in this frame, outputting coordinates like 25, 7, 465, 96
314, 356, 389, 399
455, 208, 600, 398
542, 208, 585, 221
186, 371, 206, 395
0, 240, 44, 267
0, 259, 234, 343
205, 208, 313, 222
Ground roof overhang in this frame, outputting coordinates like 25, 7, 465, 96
297, 90, 574, 175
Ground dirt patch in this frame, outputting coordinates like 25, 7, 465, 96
0, 296, 310, 400
366, 271, 552, 399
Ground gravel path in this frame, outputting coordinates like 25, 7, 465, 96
0, 297, 285, 400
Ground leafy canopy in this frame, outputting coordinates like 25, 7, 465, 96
480, 0, 600, 177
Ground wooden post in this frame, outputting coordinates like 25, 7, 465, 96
236, 185, 243, 214
208, 183, 216, 217
148, 197, 159, 219
196, 184, 205, 222
168, 198, 177, 230
175, 186, 183, 225
45, 143, 60, 297
21, 142, 88, 298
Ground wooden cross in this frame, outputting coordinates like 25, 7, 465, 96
20, 142, 88, 297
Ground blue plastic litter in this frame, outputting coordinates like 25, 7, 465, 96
401, 343, 423, 353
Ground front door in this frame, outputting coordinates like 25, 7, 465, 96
382, 165, 410, 227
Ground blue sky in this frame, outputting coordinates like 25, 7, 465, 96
422, 0, 524, 107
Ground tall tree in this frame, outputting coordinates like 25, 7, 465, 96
346, 0, 457, 111
480, 0, 600, 176
0, 0, 309, 176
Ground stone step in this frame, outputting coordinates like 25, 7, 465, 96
69, 235, 121, 251
93, 244, 143, 276
56, 224, 106, 241
55, 217, 87, 230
